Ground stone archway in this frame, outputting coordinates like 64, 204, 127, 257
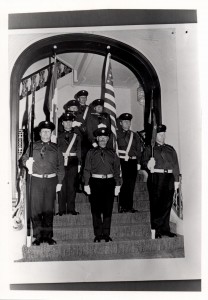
10, 32, 162, 199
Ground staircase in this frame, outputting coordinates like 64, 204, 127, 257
21, 174, 185, 262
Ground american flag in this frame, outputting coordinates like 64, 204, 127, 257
103, 52, 117, 150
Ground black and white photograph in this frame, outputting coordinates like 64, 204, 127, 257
0, 0, 207, 298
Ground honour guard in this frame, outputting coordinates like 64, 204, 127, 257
86, 98, 111, 148
62, 99, 91, 190
83, 127, 122, 242
141, 124, 180, 238
22, 121, 65, 245
57, 112, 81, 215
117, 113, 142, 213
76, 89, 90, 121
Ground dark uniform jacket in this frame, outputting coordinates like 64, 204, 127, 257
57, 130, 82, 166
83, 147, 122, 186
117, 129, 142, 163
22, 140, 65, 183
77, 105, 91, 121
86, 112, 111, 145
141, 143, 180, 181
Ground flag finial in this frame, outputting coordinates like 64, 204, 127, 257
53, 45, 57, 58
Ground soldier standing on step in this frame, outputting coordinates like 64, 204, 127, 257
75, 89, 90, 120
117, 113, 142, 213
141, 124, 180, 239
62, 99, 91, 191
83, 127, 122, 243
22, 121, 65, 246
86, 98, 112, 149
57, 112, 81, 215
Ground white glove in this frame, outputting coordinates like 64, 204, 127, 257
98, 123, 107, 128
137, 164, 141, 171
174, 182, 180, 190
147, 157, 156, 173
92, 142, 98, 148
26, 157, 34, 174
78, 165, 81, 173
72, 121, 82, 127
84, 185, 91, 195
56, 184, 62, 192
114, 186, 121, 196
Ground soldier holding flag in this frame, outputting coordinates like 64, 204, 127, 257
86, 98, 112, 148
117, 113, 142, 213
57, 112, 81, 215
141, 124, 180, 239
22, 121, 65, 245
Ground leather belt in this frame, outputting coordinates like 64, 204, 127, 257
92, 174, 113, 179
32, 173, 57, 178
68, 153, 77, 156
119, 155, 137, 160
63, 153, 77, 157
125, 156, 137, 160
154, 169, 173, 173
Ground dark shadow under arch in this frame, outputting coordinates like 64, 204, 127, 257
10, 32, 162, 199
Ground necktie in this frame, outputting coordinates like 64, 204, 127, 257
40, 145, 46, 158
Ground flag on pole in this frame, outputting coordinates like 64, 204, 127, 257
151, 110, 157, 148
48, 57, 58, 113
103, 52, 117, 150
48, 56, 58, 142
21, 91, 30, 154
148, 90, 157, 152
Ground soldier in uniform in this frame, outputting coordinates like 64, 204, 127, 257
141, 124, 180, 238
86, 98, 111, 148
62, 99, 90, 173
117, 113, 142, 213
58, 99, 81, 133
76, 89, 90, 121
22, 121, 65, 245
83, 127, 122, 242
57, 112, 81, 215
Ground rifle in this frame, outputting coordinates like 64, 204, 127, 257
26, 76, 36, 246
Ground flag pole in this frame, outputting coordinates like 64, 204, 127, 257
27, 78, 36, 247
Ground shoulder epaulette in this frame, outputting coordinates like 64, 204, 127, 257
164, 144, 174, 150
50, 142, 58, 149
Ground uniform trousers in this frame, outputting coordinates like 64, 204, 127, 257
78, 138, 91, 188
147, 173, 174, 232
119, 159, 137, 210
30, 176, 57, 239
59, 157, 78, 213
89, 178, 115, 237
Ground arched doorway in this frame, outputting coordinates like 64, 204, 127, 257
10, 32, 162, 200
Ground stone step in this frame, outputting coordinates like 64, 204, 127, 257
53, 224, 151, 240
134, 184, 148, 193
53, 211, 151, 227
73, 200, 150, 214
22, 235, 184, 262
133, 191, 149, 201
75, 191, 149, 203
